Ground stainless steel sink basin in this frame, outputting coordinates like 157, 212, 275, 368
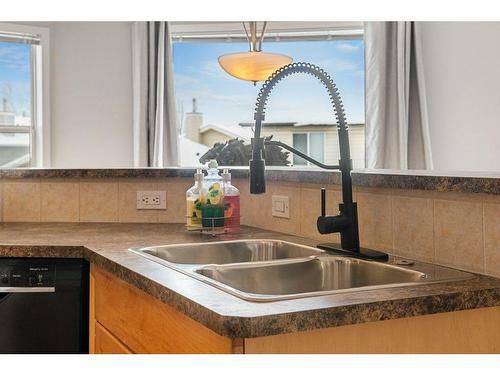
195, 256, 474, 301
129, 240, 474, 302
197, 257, 424, 294
130, 239, 324, 265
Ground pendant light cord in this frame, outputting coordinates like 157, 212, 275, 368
243, 21, 268, 52
258, 22, 267, 52
242, 22, 252, 51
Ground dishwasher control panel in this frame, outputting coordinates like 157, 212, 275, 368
0, 264, 55, 288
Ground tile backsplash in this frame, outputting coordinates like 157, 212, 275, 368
237, 179, 500, 278
0, 175, 498, 278
0, 177, 192, 225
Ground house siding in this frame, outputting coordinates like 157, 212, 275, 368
261, 125, 365, 168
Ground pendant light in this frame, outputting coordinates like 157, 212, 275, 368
218, 22, 293, 85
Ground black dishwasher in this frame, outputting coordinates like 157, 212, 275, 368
0, 258, 89, 354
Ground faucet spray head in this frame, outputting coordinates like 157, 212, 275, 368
249, 137, 266, 194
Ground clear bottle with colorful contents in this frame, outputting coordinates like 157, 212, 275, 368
200, 160, 225, 228
222, 169, 240, 232
186, 169, 204, 229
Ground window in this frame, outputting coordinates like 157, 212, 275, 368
0, 24, 47, 167
171, 22, 365, 168
309, 133, 325, 163
292, 132, 325, 166
292, 134, 307, 165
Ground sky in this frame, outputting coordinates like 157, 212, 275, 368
0, 42, 32, 117
0, 38, 365, 129
173, 38, 365, 133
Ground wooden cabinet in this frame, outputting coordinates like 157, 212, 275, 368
89, 264, 500, 354
94, 322, 133, 354
89, 265, 234, 354
245, 306, 500, 354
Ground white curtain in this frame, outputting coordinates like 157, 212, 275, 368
132, 22, 179, 167
364, 22, 433, 170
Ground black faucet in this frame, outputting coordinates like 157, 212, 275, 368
249, 62, 388, 261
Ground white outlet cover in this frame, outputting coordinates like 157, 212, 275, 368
136, 191, 167, 210
272, 195, 290, 218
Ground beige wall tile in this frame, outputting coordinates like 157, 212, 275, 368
243, 185, 266, 228
357, 192, 393, 251
80, 181, 119, 222
355, 186, 393, 195
245, 183, 301, 235
118, 180, 158, 223
299, 187, 341, 243
434, 199, 484, 273
40, 180, 79, 222
481, 193, 500, 205
392, 195, 434, 262
289, 181, 341, 190
236, 179, 254, 226
484, 203, 500, 277
390, 188, 436, 199
3, 180, 41, 222
240, 184, 264, 228
0, 180, 3, 222
157, 178, 193, 224
428, 190, 485, 203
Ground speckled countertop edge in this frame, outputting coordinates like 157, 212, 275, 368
0, 168, 499, 195
89, 252, 500, 338
1, 223, 499, 339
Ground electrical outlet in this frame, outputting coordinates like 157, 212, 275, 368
272, 195, 290, 218
136, 191, 166, 210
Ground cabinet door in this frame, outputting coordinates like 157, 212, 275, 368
94, 322, 133, 354
91, 265, 233, 354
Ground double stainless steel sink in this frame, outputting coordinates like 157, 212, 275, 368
138, 240, 319, 265
129, 239, 473, 302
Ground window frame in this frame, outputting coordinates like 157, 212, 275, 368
170, 21, 363, 42
0, 22, 50, 168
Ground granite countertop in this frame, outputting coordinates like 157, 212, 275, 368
0, 222, 499, 339
0, 167, 499, 195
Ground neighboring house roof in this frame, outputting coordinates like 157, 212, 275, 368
238, 122, 295, 128
14, 116, 31, 126
199, 123, 252, 141
238, 122, 364, 128
179, 135, 210, 166
0, 113, 30, 127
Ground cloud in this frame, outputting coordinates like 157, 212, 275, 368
200, 59, 238, 82
324, 58, 361, 73
200, 93, 250, 105
335, 43, 360, 53
201, 60, 223, 75
173, 73, 202, 88
176, 86, 254, 114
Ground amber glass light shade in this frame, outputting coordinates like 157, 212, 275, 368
218, 51, 293, 83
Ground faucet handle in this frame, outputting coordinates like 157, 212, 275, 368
320, 188, 326, 217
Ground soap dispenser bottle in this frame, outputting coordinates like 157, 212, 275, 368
201, 160, 225, 228
222, 168, 240, 232
186, 169, 204, 229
